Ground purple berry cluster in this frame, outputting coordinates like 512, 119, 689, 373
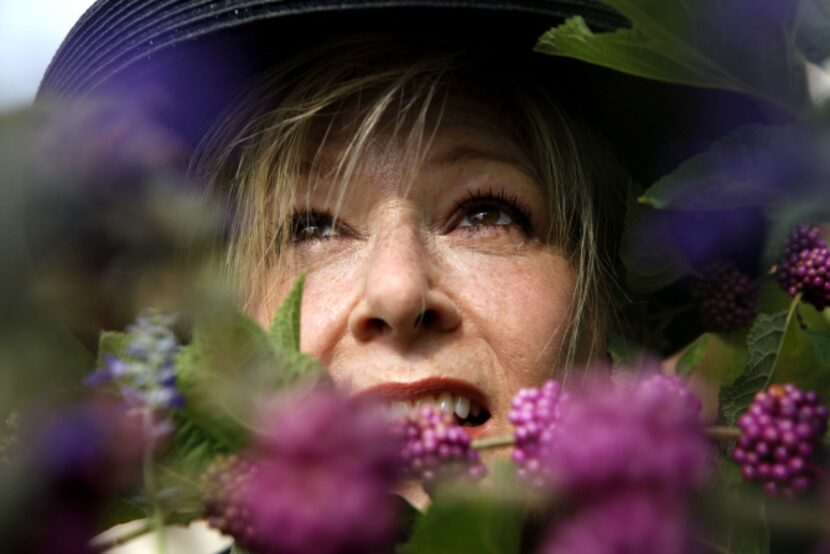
508, 379, 567, 488
733, 383, 828, 498
202, 454, 255, 541
541, 375, 709, 496
692, 261, 758, 332
520, 375, 710, 554
394, 406, 486, 488
776, 224, 830, 311
202, 389, 401, 554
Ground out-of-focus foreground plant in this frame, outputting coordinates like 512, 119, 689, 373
5, 0, 830, 553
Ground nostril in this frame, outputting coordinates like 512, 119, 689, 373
415, 309, 438, 329
365, 318, 389, 336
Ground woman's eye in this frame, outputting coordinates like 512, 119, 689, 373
449, 194, 532, 235
458, 203, 515, 228
291, 212, 340, 242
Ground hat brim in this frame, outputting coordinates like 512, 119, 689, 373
38, 0, 775, 184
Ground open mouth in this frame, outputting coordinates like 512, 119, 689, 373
360, 377, 492, 428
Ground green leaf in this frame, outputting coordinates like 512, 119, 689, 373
619, 190, 693, 292
269, 273, 306, 352
676, 334, 710, 375
174, 304, 324, 449
606, 332, 647, 366
805, 328, 830, 367
719, 296, 801, 426
699, 458, 770, 554
96, 330, 130, 368
639, 125, 815, 211
399, 487, 523, 554
230, 545, 254, 554
536, 0, 806, 111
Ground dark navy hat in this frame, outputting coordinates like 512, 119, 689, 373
38, 0, 775, 182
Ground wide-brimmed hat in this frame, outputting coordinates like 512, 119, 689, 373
37, 0, 778, 184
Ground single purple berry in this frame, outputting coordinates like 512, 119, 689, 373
776, 225, 830, 311
393, 405, 486, 489
732, 383, 828, 498
692, 261, 758, 332
508, 379, 567, 488
203, 389, 401, 554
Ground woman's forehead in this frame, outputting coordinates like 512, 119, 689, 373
296, 117, 536, 202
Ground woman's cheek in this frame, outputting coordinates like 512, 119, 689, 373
452, 250, 575, 383
297, 261, 361, 365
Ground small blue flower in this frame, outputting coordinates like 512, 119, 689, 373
85, 310, 184, 413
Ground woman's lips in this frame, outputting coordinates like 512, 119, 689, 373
357, 377, 493, 439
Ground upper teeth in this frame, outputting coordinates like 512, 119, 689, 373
389, 393, 479, 421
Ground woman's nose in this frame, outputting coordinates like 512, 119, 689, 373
348, 224, 460, 345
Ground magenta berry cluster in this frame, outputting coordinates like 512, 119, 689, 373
202, 455, 256, 542
508, 379, 567, 488
394, 405, 486, 487
733, 383, 829, 498
202, 389, 400, 554
692, 261, 758, 332
776, 224, 830, 311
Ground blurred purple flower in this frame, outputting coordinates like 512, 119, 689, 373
32, 401, 145, 496
204, 388, 402, 554
542, 375, 710, 496
534, 375, 710, 554
540, 488, 693, 554
3, 401, 145, 554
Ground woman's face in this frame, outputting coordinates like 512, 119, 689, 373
252, 104, 576, 465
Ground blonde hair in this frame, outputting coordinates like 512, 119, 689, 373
190, 34, 624, 375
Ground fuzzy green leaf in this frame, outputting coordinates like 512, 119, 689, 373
269, 273, 306, 352
700, 458, 770, 554
536, 0, 806, 111
676, 334, 710, 376
96, 330, 130, 368
401, 462, 524, 554
230, 546, 254, 554
619, 193, 693, 293
174, 302, 324, 451
267, 274, 324, 383
399, 490, 523, 554
606, 332, 647, 366
805, 328, 830, 367
720, 297, 800, 426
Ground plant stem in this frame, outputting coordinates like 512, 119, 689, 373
142, 408, 168, 554
705, 426, 741, 441
472, 424, 830, 451
471, 435, 516, 450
